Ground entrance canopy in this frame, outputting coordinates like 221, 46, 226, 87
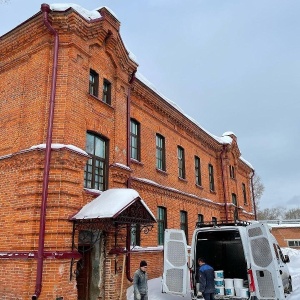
71, 188, 156, 225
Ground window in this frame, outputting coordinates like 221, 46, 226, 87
178, 146, 185, 179
242, 183, 247, 204
84, 132, 108, 191
195, 156, 202, 186
102, 79, 111, 104
130, 224, 140, 246
229, 165, 235, 179
198, 214, 204, 223
130, 119, 140, 161
180, 211, 188, 243
276, 244, 286, 262
232, 193, 237, 206
232, 193, 238, 221
208, 164, 215, 191
212, 217, 217, 225
156, 134, 166, 171
89, 69, 99, 97
157, 207, 167, 245
287, 240, 300, 247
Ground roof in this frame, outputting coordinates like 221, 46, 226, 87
71, 188, 156, 222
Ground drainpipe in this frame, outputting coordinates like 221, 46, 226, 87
33, 4, 59, 299
250, 170, 257, 220
126, 71, 136, 167
126, 70, 136, 282
220, 145, 229, 222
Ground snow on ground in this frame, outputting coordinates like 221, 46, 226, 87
127, 248, 300, 299
284, 248, 300, 300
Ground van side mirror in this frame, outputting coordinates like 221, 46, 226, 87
284, 255, 290, 263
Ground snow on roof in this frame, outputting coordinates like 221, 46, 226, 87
263, 219, 300, 228
110, 162, 131, 171
239, 156, 254, 169
71, 188, 156, 221
94, 5, 119, 20
270, 223, 300, 228
222, 131, 236, 137
0, 144, 88, 161
30, 144, 88, 156
50, 3, 101, 20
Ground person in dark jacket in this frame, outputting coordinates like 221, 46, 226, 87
197, 257, 215, 300
133, 260, 148, 300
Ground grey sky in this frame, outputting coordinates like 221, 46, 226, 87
1, 0, 300, 210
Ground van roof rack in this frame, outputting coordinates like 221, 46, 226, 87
195, 220, 251, 228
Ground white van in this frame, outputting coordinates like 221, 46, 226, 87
162, 221, 292, 299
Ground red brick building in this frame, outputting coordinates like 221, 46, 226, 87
266, 221, 300, 249
0, 4, 255, 300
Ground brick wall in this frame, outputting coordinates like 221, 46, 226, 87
271, 227, 300, 248
0, 5, 254, 300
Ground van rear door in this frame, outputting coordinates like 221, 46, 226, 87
247, 222, 285, 299
162, 229, 189, 296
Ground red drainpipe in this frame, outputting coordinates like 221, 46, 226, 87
250, 170, 257, 220
33, 4, 59, 299
220, 145, 229, 222
126, 71, 136, 282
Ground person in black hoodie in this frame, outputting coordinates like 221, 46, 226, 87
197, 257, 215, 300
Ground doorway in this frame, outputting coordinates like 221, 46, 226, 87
76, 245, 91, 300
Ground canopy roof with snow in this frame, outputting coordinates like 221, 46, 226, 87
71, 188, 156, 225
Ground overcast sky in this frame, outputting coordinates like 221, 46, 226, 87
1, 0, 300, 211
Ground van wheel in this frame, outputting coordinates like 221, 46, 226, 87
288, 278, 293, 293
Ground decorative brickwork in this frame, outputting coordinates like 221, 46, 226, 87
0, 4, 254, 300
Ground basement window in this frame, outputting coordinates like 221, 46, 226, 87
287, 240, 300, 247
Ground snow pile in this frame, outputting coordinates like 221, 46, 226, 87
283, 248, 300, 299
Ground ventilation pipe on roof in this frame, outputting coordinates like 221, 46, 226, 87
250, 170, 257, 220
220, 145, 229, 222
126, 70, 136, 282
32, 4, 59, 299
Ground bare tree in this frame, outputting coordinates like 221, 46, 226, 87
257, 207, 286, 220
284, 207, 300, 220
252, 173, 265, 212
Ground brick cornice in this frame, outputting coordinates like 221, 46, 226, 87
110, 163, 132, 185
0, 8, 137, 80
131, 177, 222, 209
0, 146, 88, 171
132, 80, 222, 152
48, 10, 137, 77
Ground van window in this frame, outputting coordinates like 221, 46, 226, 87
276, 244, 285, 262
273, 243, 279, 260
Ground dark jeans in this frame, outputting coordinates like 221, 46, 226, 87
134, 294, 148, 300
203, 293, 214, 300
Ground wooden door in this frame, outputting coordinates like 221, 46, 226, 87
77, 246, 91, 300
